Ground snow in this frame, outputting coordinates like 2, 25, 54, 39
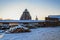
0, 27, 60, 40
48, 15, 60, 18
0, 20, 45, 23
5, 25, 29, 33
0, 30, 4, 33
0, 34, 4, 39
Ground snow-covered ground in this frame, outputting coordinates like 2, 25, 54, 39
0, 27, 60, 40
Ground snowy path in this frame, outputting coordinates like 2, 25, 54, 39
0, 27, 60, 40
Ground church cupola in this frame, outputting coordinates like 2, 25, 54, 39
35, 16, 38, 20
20, 9, 31, 20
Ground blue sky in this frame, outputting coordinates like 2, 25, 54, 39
0, 0, 60, 20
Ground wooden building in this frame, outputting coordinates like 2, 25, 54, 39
45, 15, 60, 26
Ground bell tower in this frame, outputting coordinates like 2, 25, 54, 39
35, 16, 38, 20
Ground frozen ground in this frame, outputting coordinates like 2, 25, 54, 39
0, 27, 60, 40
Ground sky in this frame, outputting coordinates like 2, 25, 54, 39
0, 0, 60, 20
